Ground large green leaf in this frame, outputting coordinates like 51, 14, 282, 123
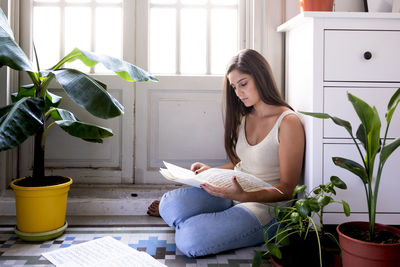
50, 48, 157, 82
348, 94, 381, 164
300, 111, 352, 137
56, 120, 113, 142
356, 124, 367, 151
0, 97, 44, 151
53, 68, 124, 119
386, 88, 400, 125
50, 108, 113, 143
45, 90, 62, 112
332, 157, 368, 184
0, 8, 33, 72
381, 137, 400, 165
11, 84, 36, 103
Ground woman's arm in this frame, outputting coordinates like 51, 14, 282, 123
201, 114, 305, 203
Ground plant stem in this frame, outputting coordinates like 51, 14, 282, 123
32, 121, 45, 180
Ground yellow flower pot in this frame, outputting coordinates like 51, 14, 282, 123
10, 176, 72, 235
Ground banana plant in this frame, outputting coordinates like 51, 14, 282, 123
0, 8, 157, 183
301, 88, 400, 239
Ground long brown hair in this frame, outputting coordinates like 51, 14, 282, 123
223, 49, 292, 164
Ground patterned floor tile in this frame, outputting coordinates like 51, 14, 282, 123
0, 227, 272, 266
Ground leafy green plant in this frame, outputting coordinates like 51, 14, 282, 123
301, 88, 400, 240
0, 8, 157, 184
253, 177, 350, 267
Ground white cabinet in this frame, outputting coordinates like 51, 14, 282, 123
278, 12, 400, 225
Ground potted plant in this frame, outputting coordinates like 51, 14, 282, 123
301, 88, 400, 267
0, 8, 156, 241
253, 177, 350, 267
298, 0, 334, 12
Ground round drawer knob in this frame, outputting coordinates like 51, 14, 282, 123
364, 51, 372, 60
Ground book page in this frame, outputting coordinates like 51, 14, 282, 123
160, 162, 282, 194
160, 168, 202, 188
197, 168, 282, 193
42, 236, 166, 267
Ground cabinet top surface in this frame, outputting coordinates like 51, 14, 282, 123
278, 11, 400, 32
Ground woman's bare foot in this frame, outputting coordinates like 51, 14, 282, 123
147, 200, 161, 217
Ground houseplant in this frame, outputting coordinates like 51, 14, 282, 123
298, 0, 334, 12
302, 88, 400, 266
253, 177, 350, 267
0, 8, 156, 240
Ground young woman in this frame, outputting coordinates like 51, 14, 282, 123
147, 49, 305, 258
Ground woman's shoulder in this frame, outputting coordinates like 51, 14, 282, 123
279, 110, 305, 136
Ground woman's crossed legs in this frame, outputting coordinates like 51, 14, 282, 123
159, 187, 268, 258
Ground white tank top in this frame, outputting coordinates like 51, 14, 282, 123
234, 110, 299, 225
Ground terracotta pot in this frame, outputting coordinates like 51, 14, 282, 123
298, 0, 334, 12
337, 221, 400, 267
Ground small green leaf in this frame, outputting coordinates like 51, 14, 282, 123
307, 199, 320, 212
342, 200, 351, 216
290, 212, 300, 223
313, 188, 321, 194
330, 176, 347, 189
267, 243, 282, 259
252, 250, 263, 266
317, 195, 332, 207
293, 184, 306, 197
295, 199, 310, 218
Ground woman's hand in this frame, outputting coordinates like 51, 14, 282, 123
200, 177, 247, 202
190, 162, 210, 174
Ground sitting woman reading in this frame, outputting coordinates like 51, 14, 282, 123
147, 49, 305, 258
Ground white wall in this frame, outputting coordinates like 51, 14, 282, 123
285, 0, 366, 20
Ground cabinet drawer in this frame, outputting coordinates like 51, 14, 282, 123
323, 144, 400, 213
324, 30, 400, 82
323, 87, 400, 138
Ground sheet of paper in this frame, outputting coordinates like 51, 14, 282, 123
163, 161, 195, 179
42, 236, 166, 267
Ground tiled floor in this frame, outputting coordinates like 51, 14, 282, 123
0, 226, 272, 266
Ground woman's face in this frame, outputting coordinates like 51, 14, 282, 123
228, 69, 260, 107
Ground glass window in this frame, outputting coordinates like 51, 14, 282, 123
32, 0, 123, 73
149, 0, 239, 75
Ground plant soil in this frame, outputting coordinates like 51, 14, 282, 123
340, 223, 400, 244
13, 176, 70, 187
272, 234, 341, 267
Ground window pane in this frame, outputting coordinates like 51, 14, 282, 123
211, 0, 237, 5
180, 8, 206, 74
65, 7, 91, 72
211, 8, 238, 74
180, 0, 207, 5
95, 7, 122, 73
150, 0, 176, 4
66, 0, 90, 3
33, 7, 60, 70
150, 8, 176, 74
96, 0, 122, 3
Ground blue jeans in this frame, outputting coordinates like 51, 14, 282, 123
159, 187, 277, 258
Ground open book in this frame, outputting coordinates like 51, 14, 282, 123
160, 161, 283, 194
